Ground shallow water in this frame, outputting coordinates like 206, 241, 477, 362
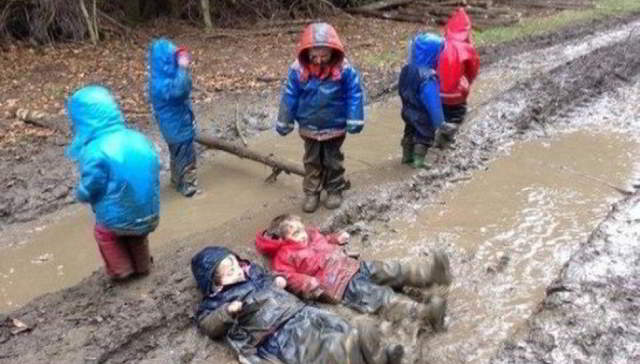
362, 130, 637, 363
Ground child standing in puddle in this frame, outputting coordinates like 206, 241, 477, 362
276, 23, 365, 213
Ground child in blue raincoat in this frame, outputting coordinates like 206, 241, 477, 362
66, 85, 160, 279
277, 23, 364, 213
149, 38, 199, 197
191, 246, 405, 364
398, 33, 446, 169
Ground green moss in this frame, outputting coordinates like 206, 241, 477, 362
474, 0, 640, 46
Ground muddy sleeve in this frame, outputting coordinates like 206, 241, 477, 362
163, 67, 192, 101
419, 77, 445, 129
274, 256, 319, 296
344, 66, 365, 121
76, 154, 108, 203
198, 304, 234, 339
276, 68, 301, 132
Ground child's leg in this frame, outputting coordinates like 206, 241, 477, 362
302, 137, 324, 212
168, 139, 198, 197
125, 235, 152, 275
322, 136, 346, 209
94, 225, 134, 279
401, 123, 415, 164
344, 270, 446, 330
362, 252, 452, 289
438, 103, 467, 145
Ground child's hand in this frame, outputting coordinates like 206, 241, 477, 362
274, 276, 287, 289
336, 231, 350, 245
228, 301, 243, 314
346, 120, 364, 134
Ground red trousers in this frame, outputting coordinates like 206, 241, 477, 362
94, 225, 152, 279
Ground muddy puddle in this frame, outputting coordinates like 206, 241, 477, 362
360, 130, 638, 363
0, 99, 410, 313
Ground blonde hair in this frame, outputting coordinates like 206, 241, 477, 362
266, 214, 301, 238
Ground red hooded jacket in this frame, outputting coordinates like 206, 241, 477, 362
437, 8, 480, 105
255, 228, 360, 302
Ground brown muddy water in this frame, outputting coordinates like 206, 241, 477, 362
0, 100, 409, 313
362, 130, 638, 363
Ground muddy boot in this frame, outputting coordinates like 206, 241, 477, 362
419, 294, 447, 332
411, 144, 429, 169
381, 293, 445, 331
385, 343, 405, 363
302, 194, 320, 213
399, 250, 452, 287
324, 191, 343, 209
401, 142, 414, 165
435, 122, 458, 148
355, 317, 405, 364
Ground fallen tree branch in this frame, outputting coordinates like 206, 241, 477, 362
234, 104, 248, 147
346, 8, 426, 23
205, 26, 300, 39
11, 108, 68, 134
352, 0, 414, 12
97, 10, 132, 35
195, 134, 305, 179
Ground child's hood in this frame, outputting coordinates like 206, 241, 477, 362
191, 246, 234, 295
149, 38, 179, 78
65, 85, 125, 160
255, 230, 287, 257
296, 23, 345, 73
408, 33, 444, 69
444, 7, 472, 43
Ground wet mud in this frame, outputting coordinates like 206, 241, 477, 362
2, 11, 640, 232
2, 14, 640, 364
491, 189, 640, 364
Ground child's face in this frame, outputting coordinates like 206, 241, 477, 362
215, 255, 246, 286
283, 219, 309, 244
308, 47, 332, 65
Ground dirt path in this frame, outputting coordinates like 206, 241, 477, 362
2, 12, 640, 364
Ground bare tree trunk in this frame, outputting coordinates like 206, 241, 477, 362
79, 0, 98, 44
201, 0, 212, 29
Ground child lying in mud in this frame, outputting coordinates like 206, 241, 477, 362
191, 246, 405, 364
255, 214, 452, 330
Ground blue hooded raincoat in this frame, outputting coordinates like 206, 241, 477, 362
66, 85, 160, 235
149, 38, 195, 145
398, 33, 445, 141
277, 23, 364, 140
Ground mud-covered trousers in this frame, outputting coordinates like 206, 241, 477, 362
168, 139, 197, 195
302, 135, 347, 196
343, 261, 417, 317
401, 121, 433, 150
94, 225, 152, 278
439, 103, 468, 143
260, 305, 392, 364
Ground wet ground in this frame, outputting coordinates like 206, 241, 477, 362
2, 12, 640, 364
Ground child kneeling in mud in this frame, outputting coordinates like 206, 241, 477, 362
255, 214, 452, 331
191, 246, 405, 364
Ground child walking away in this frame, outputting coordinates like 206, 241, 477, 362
191, 246, 405, 364
149, 38, 199, 197
256, 214, 452, 331
399, 33, 446, 169
436, 8, 480, 147
276, 22, 365, 213
66, 85, 160, 280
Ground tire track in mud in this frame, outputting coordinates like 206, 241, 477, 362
491, 189, 640, 364
2, 27, 640, 364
